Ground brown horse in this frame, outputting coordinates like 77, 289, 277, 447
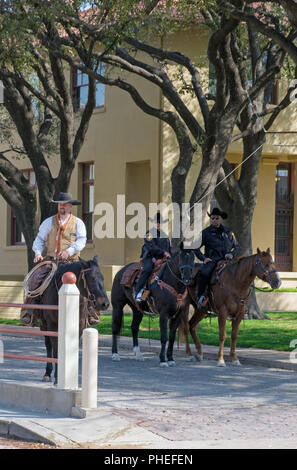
179, 248, 281, 367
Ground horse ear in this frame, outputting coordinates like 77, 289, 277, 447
80, 258, 88, 268
93, 255, 98, 265
257, 248, 261, 255
267, 248, 271, 255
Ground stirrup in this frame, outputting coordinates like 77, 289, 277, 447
135, 288, 144, 302
197, 295, 208, 307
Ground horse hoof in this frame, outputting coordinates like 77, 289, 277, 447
42, 375, 52, 382
232, 359, 242, 366
133, 347, 144, 361
160, 362, 168, 368
194, 354, 203, 362
186, 356, 195, 362
112, 353, 121, 361
168, 360, 176, 367
217, 359, 226, 367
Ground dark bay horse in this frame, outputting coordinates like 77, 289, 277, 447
179, 248, 281, 366
39, 256, 109, 383
111, 247, 195, 367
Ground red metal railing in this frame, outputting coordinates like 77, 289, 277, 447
0, 302, 58, 364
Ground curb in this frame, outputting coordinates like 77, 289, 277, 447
98, 335, 297, 372
0, 419, 56, 446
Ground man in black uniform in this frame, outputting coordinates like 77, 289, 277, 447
194, 207, 239, 307
134, 212, 171, 302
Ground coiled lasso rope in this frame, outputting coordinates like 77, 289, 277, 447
23, 260, 58, 298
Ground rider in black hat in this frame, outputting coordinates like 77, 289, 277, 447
194, 207, 239, 307
134, 212, 171, 302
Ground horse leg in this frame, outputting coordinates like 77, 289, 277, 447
189, 309, 206, 362
111, 303, 124, 361
130, 307, 144, 361
217, 309, 228, 367
159, 310, 169, 367
179, 304, 192, 358
52, 337, 58, 385
167, 313, 183, 366
43, 335, 53, 382
230, 313, 244, 366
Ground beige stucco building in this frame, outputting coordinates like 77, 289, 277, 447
0, 24, 297, 291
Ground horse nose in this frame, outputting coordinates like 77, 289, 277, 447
97, 297, 109, 311
271, 278, 281, 289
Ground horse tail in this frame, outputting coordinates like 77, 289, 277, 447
111, 269, 126, 335
178, 302, 191, 344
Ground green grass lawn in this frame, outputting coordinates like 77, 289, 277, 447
95, 312, 297, 352
2, 313, 297, 352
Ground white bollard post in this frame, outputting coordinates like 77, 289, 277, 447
57, 272, 80, 390
82, 328, 98, 408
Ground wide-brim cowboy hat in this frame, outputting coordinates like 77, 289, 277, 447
207, 207, 228, 219
149, 211, 169, 223
51, 192, 81, 206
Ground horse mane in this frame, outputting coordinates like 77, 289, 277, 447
54, 260, 84, 285
222, 253, 256, 278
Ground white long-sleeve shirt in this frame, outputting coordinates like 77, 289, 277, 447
32, 215, 87, 257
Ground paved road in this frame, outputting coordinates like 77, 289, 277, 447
1, 332, 297, 448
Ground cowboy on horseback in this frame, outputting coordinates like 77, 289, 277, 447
194, 207, 239, 307
134, 212, 171, 303
21, 192, 100, 326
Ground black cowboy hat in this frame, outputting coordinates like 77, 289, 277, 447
207, 207, 228, 219
149, 211, 169, 223
51, 192, 81, 206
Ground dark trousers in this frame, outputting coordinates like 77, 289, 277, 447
197, 260, 217, 297
134, 257, 154, 294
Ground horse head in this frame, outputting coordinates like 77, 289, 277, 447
178, 242, 195, 286
255, 248, 282, 289
80, 256, 110, 311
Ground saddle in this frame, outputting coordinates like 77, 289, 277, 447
187, 260, 229, 305
120, 258, 166, 289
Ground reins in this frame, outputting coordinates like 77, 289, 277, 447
77, 267, 97, 307
151, 261, 189, 317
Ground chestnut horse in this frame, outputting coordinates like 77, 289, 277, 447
179, 248, 281, 366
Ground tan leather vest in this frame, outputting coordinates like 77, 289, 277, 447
46, 214, 80, 261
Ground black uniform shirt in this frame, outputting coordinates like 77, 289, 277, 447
194, 224, 239, 262
140, 229, 171, 260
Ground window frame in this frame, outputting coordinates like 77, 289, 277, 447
72, 64, 106, 110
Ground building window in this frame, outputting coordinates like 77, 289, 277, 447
73, 64, 105, 110
275, 163, 294, 271
10, 169, 36, 246
82, 162, 94, 242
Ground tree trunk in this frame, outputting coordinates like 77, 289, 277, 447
215, 131, 270, 319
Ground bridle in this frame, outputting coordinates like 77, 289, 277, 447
149, 258, 194, 317
77, 267, 96, 307
255, 254, 278, 285
166, 261, 194, 286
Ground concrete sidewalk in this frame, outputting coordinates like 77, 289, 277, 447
0, 334, 296, 449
